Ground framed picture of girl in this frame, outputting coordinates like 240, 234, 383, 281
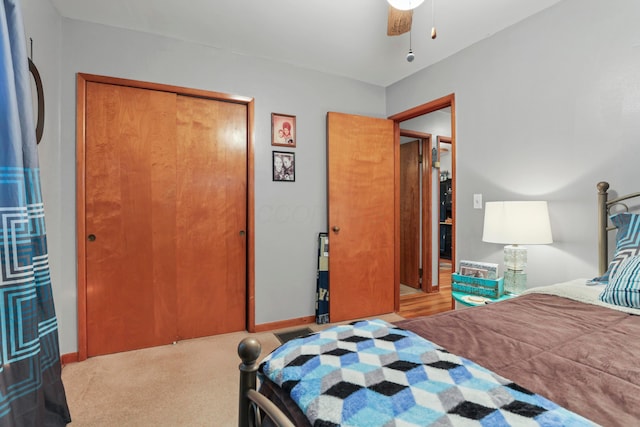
271, 113, 296, 147
272, 151, 295, 182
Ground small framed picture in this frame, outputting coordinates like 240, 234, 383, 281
271, 113, 296, 147
459, 260, 499, 279
459, 266, 489, 279
273, 151, 295, 182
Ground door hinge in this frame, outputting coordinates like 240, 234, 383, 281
419, 268, 423, 278
418, 154, 423, 164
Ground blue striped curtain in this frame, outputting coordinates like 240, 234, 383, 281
0, 0, 70, 425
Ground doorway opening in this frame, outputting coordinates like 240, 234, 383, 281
390, 94, 456, 317
437, 135, 453, 291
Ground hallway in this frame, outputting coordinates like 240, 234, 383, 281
398, 260, 453, 318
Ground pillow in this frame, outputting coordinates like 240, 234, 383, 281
592, 212, 640, 284
599, 255, 640, 308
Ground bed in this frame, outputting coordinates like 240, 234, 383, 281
237, 181, 640, 426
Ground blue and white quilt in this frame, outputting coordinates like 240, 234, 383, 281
260, 319, 598, 427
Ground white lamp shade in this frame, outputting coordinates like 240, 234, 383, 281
387, 0, 425, 11
482, 201, 553, 245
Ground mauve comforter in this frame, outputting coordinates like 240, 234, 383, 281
396, 293, 640, 426
259, 292, 640, 426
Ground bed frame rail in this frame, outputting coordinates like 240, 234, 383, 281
238, 337, 294, 427
597, 181, 640, 275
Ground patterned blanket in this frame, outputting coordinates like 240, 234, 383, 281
260, 319, 598, 427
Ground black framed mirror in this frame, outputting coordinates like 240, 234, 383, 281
28, 58, 44, 144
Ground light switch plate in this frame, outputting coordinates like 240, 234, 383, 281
473, 194, 482, 209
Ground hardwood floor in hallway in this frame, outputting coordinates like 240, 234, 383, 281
398, 261, 453, 318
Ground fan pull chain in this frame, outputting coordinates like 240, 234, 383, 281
431, 0, 437, 39
407, 29, 415, 62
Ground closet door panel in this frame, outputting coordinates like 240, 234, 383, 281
175, 96, 247, 339
85, 82, 178, 356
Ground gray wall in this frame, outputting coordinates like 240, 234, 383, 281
22, 0, 640, 355
387, 0, 640, 288
23, 3, 386, 354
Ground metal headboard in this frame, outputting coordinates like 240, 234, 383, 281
597, 181, 640, 275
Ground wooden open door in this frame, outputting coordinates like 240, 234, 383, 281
400, 140, 421, 289
327, 112, 396, 322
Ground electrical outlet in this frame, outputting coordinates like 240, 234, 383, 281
473, 194, 483, 209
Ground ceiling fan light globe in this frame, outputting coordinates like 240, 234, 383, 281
406, 50, 415, 62
387, 0, 425, 11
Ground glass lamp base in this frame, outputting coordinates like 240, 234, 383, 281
504, 269, 527, 294
504, 245, 527, 270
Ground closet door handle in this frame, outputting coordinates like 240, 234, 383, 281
332, 226, 340, 233
87, 234, 96, 241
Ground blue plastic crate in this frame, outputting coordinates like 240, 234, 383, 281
451, 273, 504, 298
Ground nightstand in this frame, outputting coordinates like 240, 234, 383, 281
451, 291, 517, 309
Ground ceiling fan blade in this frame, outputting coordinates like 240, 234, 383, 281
387, 6, 412, 36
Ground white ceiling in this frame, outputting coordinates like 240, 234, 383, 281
50, 0, 563, 87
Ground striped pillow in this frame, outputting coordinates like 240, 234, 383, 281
599, 255, 640, 308
592, 213, 640, 283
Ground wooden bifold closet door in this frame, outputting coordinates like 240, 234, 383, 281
84, 81, 247, 357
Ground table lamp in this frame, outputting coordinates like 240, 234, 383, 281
482, 201, 553, 294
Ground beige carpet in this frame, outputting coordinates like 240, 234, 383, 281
62, 313, 403, 426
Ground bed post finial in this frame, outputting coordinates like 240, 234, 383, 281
238, 337, 262, 427
238, 337, 261, 366
597, 181, 610, 195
